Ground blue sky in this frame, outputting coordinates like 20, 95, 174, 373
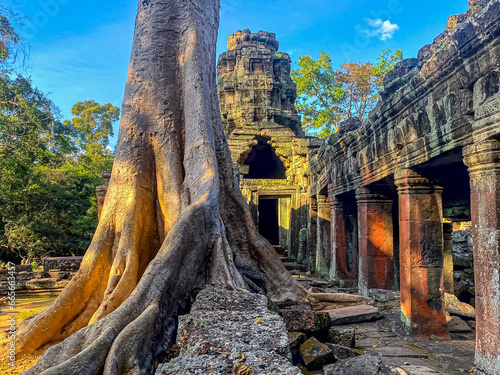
6, 0, 469, 148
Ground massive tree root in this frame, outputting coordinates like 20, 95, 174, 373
10, 1, 308, 374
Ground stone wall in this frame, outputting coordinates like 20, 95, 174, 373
0, 257, 82, 298
452, 230, 475, 305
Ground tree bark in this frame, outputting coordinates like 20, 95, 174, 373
11, 1, 307, 373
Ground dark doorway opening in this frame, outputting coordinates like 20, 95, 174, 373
244, 137, 287, 179
259, 198, 279, 245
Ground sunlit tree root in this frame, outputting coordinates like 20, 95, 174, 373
1, 1, 309, 373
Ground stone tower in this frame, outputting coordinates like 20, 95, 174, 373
217, 30, 320, 262
218, 29, 303, 144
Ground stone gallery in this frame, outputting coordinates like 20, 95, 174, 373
3, 0, 500, 374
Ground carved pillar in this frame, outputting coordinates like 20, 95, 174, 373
463, 139, 500, 374
308, 197, 318, 272
278, 197, 291, 254
329, 196, 342, 281
395, 169, 449, 339
356, 187, 395, 297
331, 197, 358, 281
316, 195, 331, 277
443, 222, 454, 294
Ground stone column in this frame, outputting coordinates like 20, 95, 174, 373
443, 222, 454, 294
316, 195, 331, 277
329, 196, 342, 281
395, 169, 449, 339
356, 187, 395, 297
278, 197, 292, 254
308, 197, 318, 272
463, 139, 500, 375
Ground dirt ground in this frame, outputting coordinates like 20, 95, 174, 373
0, 297, 56, 375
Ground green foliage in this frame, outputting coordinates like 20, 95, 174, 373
66, 100, 119, 149
64, 100, 117, 178
0, 74, 119, 261
291, 52, 344, 137
292, 49, 403, 137
372, 49, 404, 86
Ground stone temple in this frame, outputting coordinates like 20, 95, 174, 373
217, 29, 321, 264
93, 2, 500, 373
215, 2, 500, 372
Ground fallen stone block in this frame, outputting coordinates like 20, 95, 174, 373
328, 325, 355, 348
155, 286, 301, 374
466, 320, 476, 329
324, 354, 391, 375
26, 278, 61, 289
323, 305, 381, 325
289, 332, 307, 350
289, 331, 307, 358
309, 291, 369, 303
300, 337, 336, 370
283, 262, 308, 272
445, 293, 475, 318
156, 351, 301, 375
446, 315, 473, 333
280, 308, 331, 334
368, 289, 401, 302
326, 343, 359, 360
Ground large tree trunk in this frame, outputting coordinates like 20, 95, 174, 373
12, 1, 307, 373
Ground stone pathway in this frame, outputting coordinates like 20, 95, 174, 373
283, 260, 476, 375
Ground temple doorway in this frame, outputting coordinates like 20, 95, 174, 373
258, 198, 279, 245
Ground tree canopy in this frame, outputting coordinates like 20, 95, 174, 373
0, 74, 119, 262
0, 5, 26, 73
292, 49, 403, 137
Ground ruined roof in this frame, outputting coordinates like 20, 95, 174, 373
227, 29, 280, 52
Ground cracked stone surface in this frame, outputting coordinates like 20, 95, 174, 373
155, 286, 301, 375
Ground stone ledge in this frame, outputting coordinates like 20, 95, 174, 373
156, 286, 301, 375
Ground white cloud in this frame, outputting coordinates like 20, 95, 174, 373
362, 19, 400, 41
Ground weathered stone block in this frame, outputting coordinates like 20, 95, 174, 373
323, 305, 381, 326
300, 337, 335, 370
325, 343, 358, 360
323, 355, 387, 375
157, 287, 301, 375
288, 332, 307, 350
328, 326, 355, 348
26, 278, 60, 289
445, 292, 475, 318
447, 315, 473, 333
280, 309, 331, 334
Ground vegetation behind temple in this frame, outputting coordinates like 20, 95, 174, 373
0, 74, 118, 262
292, 49, 403, 137
0, 12, 120, 262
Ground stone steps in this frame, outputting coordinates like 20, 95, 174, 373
282, 262, 308, 272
